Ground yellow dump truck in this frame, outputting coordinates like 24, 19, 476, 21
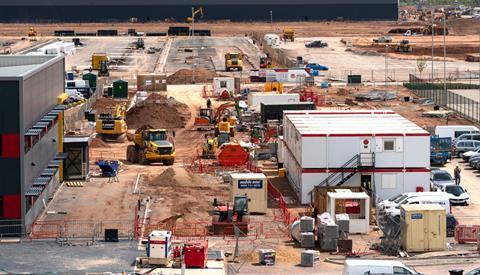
92, 53, 109, 70
126, 126, 175, 165
283, 28, 295, 42
225, 53, 243, 71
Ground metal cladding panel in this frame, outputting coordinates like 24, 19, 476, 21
0, 158, 21, 195
22, 57, 64, 131
0, 81, 20, 133
0, 3, 398, 22
404, 136, 430, 168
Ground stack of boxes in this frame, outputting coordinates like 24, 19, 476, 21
336, 214, 352, 253
317, 213, 339, 252
300, 216, 315, 248
300, 250, 320, 267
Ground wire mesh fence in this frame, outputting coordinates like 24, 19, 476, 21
406, 73, 480, 124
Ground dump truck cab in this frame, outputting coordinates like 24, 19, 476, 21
283, 28, 295, 42
225, 53, 243, 71
127, 127, 175, 165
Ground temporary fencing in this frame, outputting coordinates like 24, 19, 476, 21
455, 225, 480, 244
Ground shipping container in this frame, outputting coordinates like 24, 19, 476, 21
113, 80, 128, 98
282, 110, 430, 203
168, 26, 190, 36
347, 75, 362, 84
75, 32, 96, 36
401, 204, 446, 252
229, 173, 267, 214
146, 32, 167, 36
54, 30, 75, 36
97, 29, 118, 36
248, 93, 300, 109
189, 29, 212, 36
260, 102, 315, 123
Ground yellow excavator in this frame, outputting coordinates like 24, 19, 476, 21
96, 103, 128, 142
126, 125, 175, 165
201, 134, 218, 159
27, 27, 37, 41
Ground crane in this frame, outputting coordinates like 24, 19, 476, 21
186, 7, 203, 23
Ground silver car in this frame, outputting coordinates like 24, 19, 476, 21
454, 140, 480, 157
430, 169, 455, 191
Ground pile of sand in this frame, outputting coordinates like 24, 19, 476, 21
90, 136, 111, 148
126, 94, 191, 129
167, 68, 217, 84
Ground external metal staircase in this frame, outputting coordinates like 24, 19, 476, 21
317, 153, 375, 187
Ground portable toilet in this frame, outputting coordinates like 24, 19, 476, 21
82, 72, 97, 92
147, 230, 172, 265
113, 80, 128, 98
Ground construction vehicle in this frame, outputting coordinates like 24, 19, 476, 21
126, 125, 175, 165
135, 38, 145, 50
186, 7, 203, 23
373, 36, 392, 43
194, 101, 237, 131
395, 40, 412, 53
98, 60, 109, 77
225, 53, 243, 71
211, 195, 250, 235
96, 103, 127, 141
283, 28, 295, 42
201, 134, 218, 159
430, 135, 452, 166
260, 54, 273, 69
27, 27, 37, 41
265, 82, 283, 93
92, 53, 109, 70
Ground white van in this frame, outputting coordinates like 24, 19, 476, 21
343, 259, 419, 275
378, 192, 448, 211
435, 125, 480, 141
385, 193, 451, 217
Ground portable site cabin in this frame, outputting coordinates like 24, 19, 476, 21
281, 110, 430, 204
229, 173, 267, 214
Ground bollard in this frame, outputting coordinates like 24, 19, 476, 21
449, 270, 463, 275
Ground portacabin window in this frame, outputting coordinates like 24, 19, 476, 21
383, 139, 395, 151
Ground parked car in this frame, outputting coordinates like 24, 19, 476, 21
462, 146, 480, 161
457, 133, 480, 142
343, 260, 419, 275
305, 63, 329, 71
447, 214, 458, 237
453, 140, 480, 157
469, 155, 480, 169
439, 185, 470, 205
305, 40, 328, 48
430, 169, 455, 191
373, 36, 393, 43
384, 193, 451, 218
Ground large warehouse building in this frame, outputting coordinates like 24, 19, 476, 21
0, 0, 398, 22
0, 55, 65, 232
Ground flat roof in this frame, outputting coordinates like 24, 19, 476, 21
229, 173, 267, 179
328, 192, 369, 199
0, 55, 63, 79
285, 111, 428, 137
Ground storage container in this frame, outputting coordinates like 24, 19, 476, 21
229, 173, 267, 214
401, 204, 446, 252
113, 80, 128, 98
147, 230, 172, 265
300, 250, 320, 267
248, 93, 300, 109
260, 102, 315, 123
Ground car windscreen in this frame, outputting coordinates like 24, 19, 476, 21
446, 185, 464, 196
433, 172, 452, 181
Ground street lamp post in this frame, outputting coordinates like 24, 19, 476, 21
385, 44, 389, 87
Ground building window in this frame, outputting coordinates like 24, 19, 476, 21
383, 140, 395, 151
220, 81, 227, 88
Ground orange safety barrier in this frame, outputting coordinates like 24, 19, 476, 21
455, 225, 480, 244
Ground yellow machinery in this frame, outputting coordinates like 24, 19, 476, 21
96, 103, 128, 141
201, 134, 218, 159
126, 125, 175, 165
92, 53, 109, 71
265, 82, 283, 93
395, 40, 412, 53
283, 28, 295, 42
186, 7, 203, 23
225, 53, 243, 71
194, 102, 237, 131
27, 27, 37, 41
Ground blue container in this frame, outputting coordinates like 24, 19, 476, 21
66, 71, 74, 81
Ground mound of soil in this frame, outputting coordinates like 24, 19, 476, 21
167, 68, 217, 84
126, 93, 191, 129
90, 137, 111, 148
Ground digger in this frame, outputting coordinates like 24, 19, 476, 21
126, 125, 175, 165
194, 101, 237, 132
211, 195, 250, 236
96, 103, 127, 142
201, 134, 218, 159
225, 53, 243, 71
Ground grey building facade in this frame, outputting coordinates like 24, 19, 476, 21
0, 0, 398, 22
0, 55, 65, 230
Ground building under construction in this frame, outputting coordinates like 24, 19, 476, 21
0, 0, 398, 22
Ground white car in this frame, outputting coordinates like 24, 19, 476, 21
440, 185, 470, 205
462, 146, 480, 161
